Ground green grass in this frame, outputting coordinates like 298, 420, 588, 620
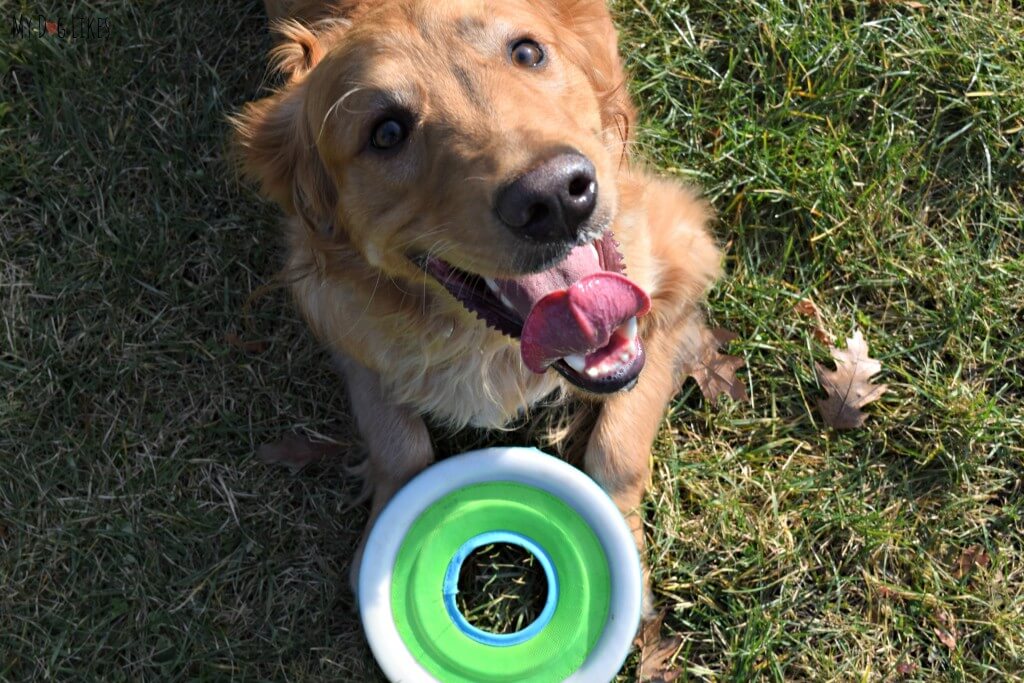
455, 543, 549, 636
1, 0, 1021, 680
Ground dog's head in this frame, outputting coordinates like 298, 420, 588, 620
234, 0, 651, 392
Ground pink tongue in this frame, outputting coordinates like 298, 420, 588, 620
494, 243, 651, 373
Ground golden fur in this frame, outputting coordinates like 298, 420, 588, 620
234, 0, 722, 612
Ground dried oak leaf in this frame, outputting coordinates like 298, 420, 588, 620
891, 0, 928, 10
635, 610, 684, 682
934, 610, 958, 650
954, 545, 991, 579
896, 660, 919, 675
679, 327, 748, 405
934, 626, 957, 650
794, 297, 835, 345
225, 329, 269, 354
256, 434, 342, 474
815, 330, 888, 430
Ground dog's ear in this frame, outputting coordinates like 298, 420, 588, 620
550, 0, 637, 149
231, 20, 341, 229
267, 19, 329, 83
265, 0, 370, 27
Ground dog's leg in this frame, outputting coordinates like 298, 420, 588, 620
584, 316, 701, 617
333, 353, 435, 595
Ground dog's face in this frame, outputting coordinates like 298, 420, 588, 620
236, 0, 652, 393
308, 0, 617, 275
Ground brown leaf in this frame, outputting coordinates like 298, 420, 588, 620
679, 326, 748, 405
874, 0, 928, 10
876, 584, 900, 601
815, 330, 888, 429
934, 626, 957, 650
893, 0, 927, 10
794, 297, 835, 345
225, 329, 269, 354
896, 660, 918, 675
954, 545, 990, 579
934, 609, 957, 650
256, 435, 342, 474
635, 611, 684, 682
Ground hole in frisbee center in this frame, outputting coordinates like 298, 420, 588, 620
456, 542, 548, 635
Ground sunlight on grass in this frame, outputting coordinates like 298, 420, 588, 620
1, 0, 1020, 680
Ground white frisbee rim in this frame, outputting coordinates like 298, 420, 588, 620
358, 446, 642, 683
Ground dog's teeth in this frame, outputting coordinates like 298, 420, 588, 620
586, 366, 601, 378
484, 277, 500, 293
625, 317, 638, 341
499, 293, 514, 309
619, 351, 630, 363
564, 354, 587, 373
588, 243, 600, 262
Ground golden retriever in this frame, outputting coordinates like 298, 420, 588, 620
233, 0, 722, 615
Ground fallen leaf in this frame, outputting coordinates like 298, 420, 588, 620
794, 297, 835, 345
934, 609, 957, 650
896, 660, 918, 675
679, 326, 748, 405
225, 329, 269, 354
892, 0, 927, 10
954, 545, 990, 579
876, 584, 900, 601
816, 330, 888, 429
256, 435, 342, 474
635, 611, 684, 682
934, 626, 957, 650
45, 21, 57, 34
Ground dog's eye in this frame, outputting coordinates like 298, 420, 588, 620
510, 39, 545, 68
371, 119, 407, 150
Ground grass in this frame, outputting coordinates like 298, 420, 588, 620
1, 0, 1021, 680
455, 543, 549, 636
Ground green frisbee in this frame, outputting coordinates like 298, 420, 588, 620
358, 447, 642, 683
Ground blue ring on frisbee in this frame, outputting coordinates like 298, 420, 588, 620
441, 530, 560, 647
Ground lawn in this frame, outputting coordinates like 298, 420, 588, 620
1, 0, 1022, 681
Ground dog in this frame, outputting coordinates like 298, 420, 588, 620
233, 0, 722, 615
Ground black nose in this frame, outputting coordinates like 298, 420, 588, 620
495, 152, 598, 243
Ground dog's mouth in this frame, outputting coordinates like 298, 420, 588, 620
415, 231, 651, 393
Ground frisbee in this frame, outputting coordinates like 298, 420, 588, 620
358, 447, 642, 683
